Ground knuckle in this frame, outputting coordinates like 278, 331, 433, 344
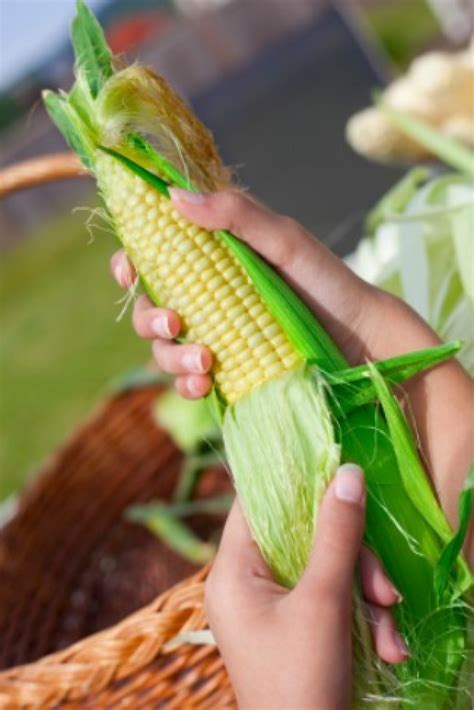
218, 191, 248, 227
275, 214, 300, 234
271, 215, 304, 266
151, 339, 166, 364
131, 307, 143, 332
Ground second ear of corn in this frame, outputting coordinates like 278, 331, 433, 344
346, 44, 474, 163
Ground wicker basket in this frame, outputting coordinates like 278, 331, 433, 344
0, 156, 235, 709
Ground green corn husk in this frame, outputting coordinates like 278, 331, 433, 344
43, 4, 473, 707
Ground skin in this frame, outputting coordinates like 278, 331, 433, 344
111, 189, 474, 707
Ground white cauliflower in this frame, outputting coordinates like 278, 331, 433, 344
346, 43, 474, 163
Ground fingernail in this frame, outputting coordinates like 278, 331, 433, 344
182, 350, 206, 373
152, 314, 172, 338
115, 262, 124, 285
391, 585, 403, 604
394, 632, 410, 658
334, 464, 365, 504
169, 187, 207, 205
187, 376, 202, 397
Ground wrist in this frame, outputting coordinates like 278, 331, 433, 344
360, 289, 440, 362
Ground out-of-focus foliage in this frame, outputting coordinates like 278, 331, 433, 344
366, 0, 439, 69
0, 206, 147, 499
348, 170, 474, 375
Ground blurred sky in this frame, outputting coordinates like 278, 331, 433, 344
0, 0, 108, 90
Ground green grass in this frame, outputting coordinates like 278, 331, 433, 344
0, 199, 147, 500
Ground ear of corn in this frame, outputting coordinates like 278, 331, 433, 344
43, 3, 473, 707
96, 151, 301, 403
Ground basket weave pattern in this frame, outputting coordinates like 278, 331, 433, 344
0, 387, 234, 708
0, 155, 234, 708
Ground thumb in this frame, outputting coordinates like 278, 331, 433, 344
205, 500, 273, 616
297, 464, 366, 603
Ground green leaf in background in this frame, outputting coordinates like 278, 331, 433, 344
138, 495, 233, 519
366, 166, 429, 234
127, 502, 217, 565
348, 172, 474, 376
154, 390, 220, 453
107, 367, 170, 394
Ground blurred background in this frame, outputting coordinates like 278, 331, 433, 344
0, 0, 472, 501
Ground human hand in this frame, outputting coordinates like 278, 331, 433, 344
205, 464, 408, 710
111, 189, 474, 532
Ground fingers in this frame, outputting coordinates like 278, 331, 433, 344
367, 605, 410, 664
360, 547, 407, 663
110, 249, 136, 288
131, 296, 213, 397
132, 295, 181, 339
152, 339, 213, 375
359, 547, 402, 607
175, 374, 213, 399
295, 463, 409, 664
297, 463, 366, 603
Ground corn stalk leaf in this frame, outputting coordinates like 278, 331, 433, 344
71, 0, 113, 99
98, 146, 171, 195
140, 495, 233, 519
173, 451, 225, 503
127, 503, 216, 564
42, 90, 94, 169
435, 465, 474, 604
155, 389, 220, 453
128, 134, 194, 190
326, 341, 461, 411
367, 363, 472, 594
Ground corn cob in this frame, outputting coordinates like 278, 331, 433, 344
96, 152, 300, 403
43, 4, 473, 707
